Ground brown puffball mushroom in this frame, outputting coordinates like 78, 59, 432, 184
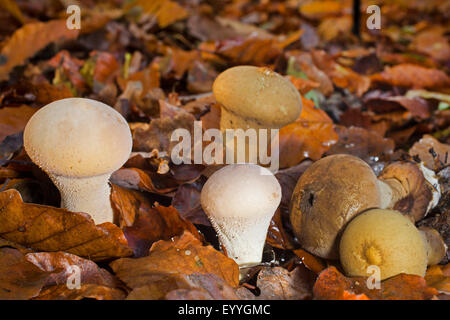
419, 226, 447, 266
213, 66, 302, 163
289, 155, 441, 259
289, 154, 383, 259
378, 161, 441, 222
339, 209, 428, 280
200, 163, 281, 268
24, 98, 132, 224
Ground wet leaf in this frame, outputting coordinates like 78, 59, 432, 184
110, 231, 239, 289
0, 189, 132, 261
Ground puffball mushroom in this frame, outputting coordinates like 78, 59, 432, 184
289, 154, 442, 259
213, 66, 302, 162
200, 163, 281, 267
339, 209, 428, 280
24, 98, 132, 224
289, 154, 382, 259
419, 226, 447, 266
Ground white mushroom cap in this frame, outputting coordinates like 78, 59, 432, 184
24, 98, 132, 178
23, 98, 132, 224
200, 164, 281, 267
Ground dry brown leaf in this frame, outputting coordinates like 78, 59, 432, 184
0, 247, 50, 300
311, 50, 371, 96
299, 1, 344, 19
25, 251, 120, 288
126, 0, 188, 28
0, 105, 37, 143
371, 64, 450, 90
34, 284, 126, 300
279, 98, 338, 168
256, 266, 314, 300
127, 273, 239, 300
409, 135, 450, 171
215, 35, 282, 66
0, 20, 79, 80
0, 189, 132, 261
122, 202, 202, 258
111, 231, 239, 289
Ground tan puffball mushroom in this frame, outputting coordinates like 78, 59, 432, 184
24, 98, 132, 224
213, 66, 302, 162
339, 209, 428, 280
419, 226, 447, 266
200, 163, 281, 267
289, 154, 382, 259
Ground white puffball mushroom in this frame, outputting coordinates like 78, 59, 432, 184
24, 98, 132, 224
200, 164, 281, 267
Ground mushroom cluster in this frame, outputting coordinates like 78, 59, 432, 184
24, 98, 132, 224
289, 154, 442, 259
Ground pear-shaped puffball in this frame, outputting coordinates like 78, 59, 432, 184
200, 164, 281, 267
24, 98, 132, 224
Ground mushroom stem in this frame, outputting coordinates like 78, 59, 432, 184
419, 226, 447, 266
211, 215, 270, 268
52, 173, 114, 224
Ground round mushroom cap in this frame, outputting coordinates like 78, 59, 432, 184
340, 209, 427, 280
24, 98, 132, 178
213, 66, 302, 127
200, 163, 281, 220
289, 154, 381, 259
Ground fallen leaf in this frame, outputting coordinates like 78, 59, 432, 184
311, 50, 371, 96
371, 64, 450, 90
127, 273, 238, 300
425, 264, 450, 294
34, 284, 126, 300
313, 266, 438, 300
255, 266, 314, 300
279, 98, 338, 168
0, 247, 50, 300
123, 203, 202, 258
0, 189, 132, 261
110, 231, 239, 289
171, 180, 211, 226
0, 20, 79, 80
0, 105, 37, 143
299, 1, 344, 19
292, 249, 326, 274
409, 135, 450, 171
126, 0, 189, 28
326, 126, 395, 168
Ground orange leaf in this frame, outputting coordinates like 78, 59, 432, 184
0, 189, 132, 261
110, 231, 239, 289
425, 264, 450, 294
371, 64, 450, 89
279, 98, 338, 168
0, 105, 37, 143
0, 20, 79, 81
